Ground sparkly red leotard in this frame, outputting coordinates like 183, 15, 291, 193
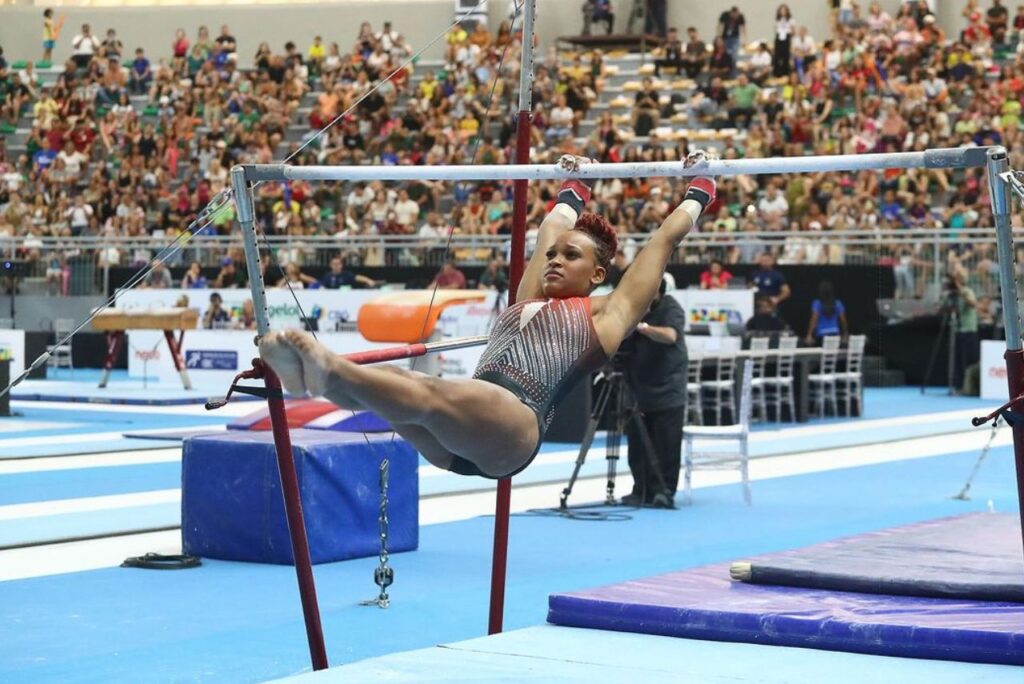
453, 297, 606, 478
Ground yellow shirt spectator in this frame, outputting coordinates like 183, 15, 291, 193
447, 26, 468, 46
308, 41, 326, 61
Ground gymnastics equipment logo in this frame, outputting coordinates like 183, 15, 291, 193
185, 350, 239, 370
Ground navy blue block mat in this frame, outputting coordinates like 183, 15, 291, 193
730, 512, 1024, 602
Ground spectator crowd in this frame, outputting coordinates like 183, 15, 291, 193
0, 1, 1021, 300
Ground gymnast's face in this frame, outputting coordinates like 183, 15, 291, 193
542, 231, 606, 299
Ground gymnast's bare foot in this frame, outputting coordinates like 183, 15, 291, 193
258, 330, 307, 395
262, 330, 366, 409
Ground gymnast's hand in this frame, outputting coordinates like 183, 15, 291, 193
558, 154, 596, 174
684, 148, 719, 169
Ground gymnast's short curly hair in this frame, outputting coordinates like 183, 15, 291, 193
573, 212, 618, 272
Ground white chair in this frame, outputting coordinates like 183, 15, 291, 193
686, 349, 703, 425
747, 337, 770, 422
683, 360, 753, 506
47, 318, 75, 371
838, 334, 867, 416
700, 336, 740, 425
808, 335, 841, 418
759, 335, 797, 422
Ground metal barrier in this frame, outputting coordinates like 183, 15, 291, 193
0, 228, 1016, 298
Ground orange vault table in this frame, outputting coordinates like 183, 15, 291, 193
92, 308, 199, 389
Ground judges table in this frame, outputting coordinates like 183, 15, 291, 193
688, 337, 858, 424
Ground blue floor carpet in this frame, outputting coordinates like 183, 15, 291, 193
0, 443, 1018, 683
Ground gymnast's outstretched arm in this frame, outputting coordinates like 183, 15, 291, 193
595, 177, 715, 355
517, 156, 595, 301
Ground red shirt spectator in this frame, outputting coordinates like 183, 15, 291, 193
431, 261, 467, 289
700, 260, 733, 290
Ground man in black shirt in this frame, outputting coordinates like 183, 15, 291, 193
680, 27, 706, 79
655, 27, 686, 77
632, 77, 660, 136
620, 279, 688, 508
718, 6, 746, 69
216, 25, 237, 58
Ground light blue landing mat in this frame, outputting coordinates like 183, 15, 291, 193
272, 625, 1024, 684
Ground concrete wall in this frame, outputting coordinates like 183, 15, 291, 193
0, 0, 964, 67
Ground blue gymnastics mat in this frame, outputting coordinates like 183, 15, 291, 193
548, 514, 1024, 666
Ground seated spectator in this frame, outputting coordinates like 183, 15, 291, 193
319, 255, 379, 289
203, 292, 231, 329
181, 261, 208, 289
143, 259, 173, 289
277, 262, 318, 289
129, 48, 152, 94
747, 42, 773, 83
477, 256, 508, 291
804, 281, 848, 345
706, 36, 735, 81
213, 258, 245, 289
655, 27, 688, 78
546, 94, 575, 143
700, 259, 733, 289
632, 77, 660, 136
582, 0, 615, 36
726, 72, 760, 128
429, 260, 467, 289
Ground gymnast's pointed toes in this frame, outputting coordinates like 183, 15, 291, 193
259, 331, 309, 396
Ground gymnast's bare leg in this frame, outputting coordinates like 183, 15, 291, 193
259, 330, 539, 477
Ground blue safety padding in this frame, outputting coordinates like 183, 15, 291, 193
182, 429, 418, 565
548, 564, 1024, 666
733, 513, 1024, 602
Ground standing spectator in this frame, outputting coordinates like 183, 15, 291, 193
804, 281, 848, 345
215, 25, 237, 58
987, 0, 1010, 44
42, 8, 63, 64
700, 259, 733, 289
749, 252, 790, 307
70, 23, 100, 69
429, 260, 467, 289
717, 6, 747, 74
943, 272, 979, 392
773, 4, 795, 78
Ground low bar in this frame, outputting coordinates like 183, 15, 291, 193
243, 147, 992, 184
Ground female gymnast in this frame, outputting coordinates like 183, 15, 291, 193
259, 155, 716, 478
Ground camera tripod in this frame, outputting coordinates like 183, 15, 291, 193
559, 363, 669, 511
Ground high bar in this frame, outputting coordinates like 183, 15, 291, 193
241, 147, 993, 183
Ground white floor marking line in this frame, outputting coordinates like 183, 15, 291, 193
0, 449, 182, 475
0, 425, 226, 449
0, 529, 183, 582
0, 489, 180, 521
0, 420, 84, 433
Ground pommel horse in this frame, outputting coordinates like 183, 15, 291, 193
92, 308, 199, 389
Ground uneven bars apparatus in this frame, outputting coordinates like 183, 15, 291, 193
233, 139, 1024, 666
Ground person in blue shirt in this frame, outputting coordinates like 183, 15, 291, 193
749, 251, 790, 307
319, 255, 379, 289
805, 281, 848, 345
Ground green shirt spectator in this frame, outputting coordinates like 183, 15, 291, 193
730, 81, 760, 110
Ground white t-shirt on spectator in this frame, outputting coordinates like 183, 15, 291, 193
792, 34, 817, 57
66, 204, 93, 230
758, 194, 789, 218
393, 198, 420, 227
550, 105, 575, 128
72, 33, 100, 57
58, 150, 88, 177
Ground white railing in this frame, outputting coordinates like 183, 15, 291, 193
0, 228, 1016, 298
